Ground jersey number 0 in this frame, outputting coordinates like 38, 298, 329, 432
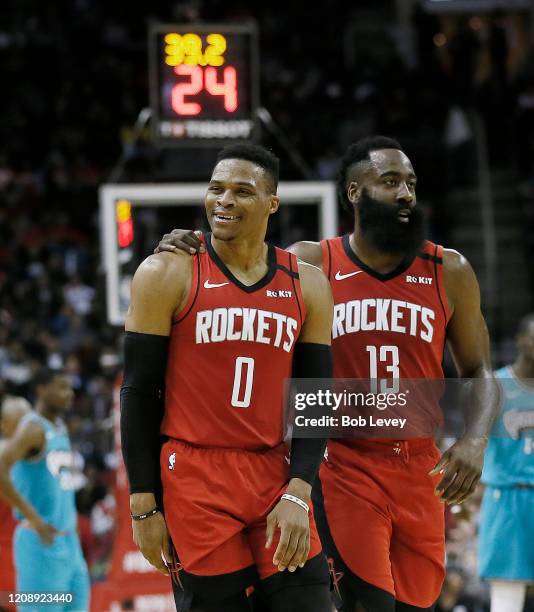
231, 356, 255, 407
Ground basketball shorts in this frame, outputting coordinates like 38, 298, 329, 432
14, 526, 90, 612
479, 485, 534, 582
160, 438, 324, 596
317, 438, 445, 608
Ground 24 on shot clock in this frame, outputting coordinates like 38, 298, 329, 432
149, 23, 259, 145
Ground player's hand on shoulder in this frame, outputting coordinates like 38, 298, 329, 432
430, 435, 487, 505
154, 229, 205, 255
132, 511, 172, 576
286, 241, 323, 268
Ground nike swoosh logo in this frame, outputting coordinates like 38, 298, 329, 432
335, 270, 363, 281
204, 280, 229, 289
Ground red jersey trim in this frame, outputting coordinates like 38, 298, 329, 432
273, 251, 300, 280
172, 255, 200, 325
433, 243, 452, 324
341, 234, 418, 282
205, 233, 278, 293
288, 252, 305, 325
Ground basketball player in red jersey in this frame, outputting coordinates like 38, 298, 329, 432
156, 136, 499, 612
120, 144, 335, 612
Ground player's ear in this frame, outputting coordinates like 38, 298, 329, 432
347, 181, 361, 205
268, 195, 280, 215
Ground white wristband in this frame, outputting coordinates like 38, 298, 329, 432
281, 493, 309, 514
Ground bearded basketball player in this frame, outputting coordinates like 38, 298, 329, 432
156, 136, 499, 612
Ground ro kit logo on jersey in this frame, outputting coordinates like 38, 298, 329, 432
196, 307, 298, 352
406, 275, 433, 285
332, 298, 435, 342
266, 290, 292, 298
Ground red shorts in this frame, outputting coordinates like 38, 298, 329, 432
320, 438, 445, 608
161, 439, 322, 583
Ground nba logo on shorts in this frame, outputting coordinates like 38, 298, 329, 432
168, 452, 176, 470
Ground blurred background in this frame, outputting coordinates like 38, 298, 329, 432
1, 0, 534, 609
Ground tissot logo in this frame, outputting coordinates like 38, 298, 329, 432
266, 290, 292, 298
406, 275, 433, 285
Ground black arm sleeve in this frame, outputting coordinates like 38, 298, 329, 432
120, 331, 169, 494
289, 343, 333, 485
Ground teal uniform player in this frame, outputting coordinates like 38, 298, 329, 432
0, 370, 89, 612
12, 413, 89, 611
479, 365, 534, 582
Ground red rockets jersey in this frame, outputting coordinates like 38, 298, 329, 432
321, 235, 452, 382
162, 234, 305, 450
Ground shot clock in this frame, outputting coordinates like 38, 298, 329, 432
149, 24, 259, 145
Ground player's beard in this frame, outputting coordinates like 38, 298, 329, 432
357, 189, 425, 257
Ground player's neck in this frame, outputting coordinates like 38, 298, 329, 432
350, 232, 408, 274
511, 356, 534, 383
211, 234, 268, 273
36, 404, 61, 424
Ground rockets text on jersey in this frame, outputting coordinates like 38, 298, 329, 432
162, 234, 305, 450
332, 297, 436, 343
321, 235, 451, 387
